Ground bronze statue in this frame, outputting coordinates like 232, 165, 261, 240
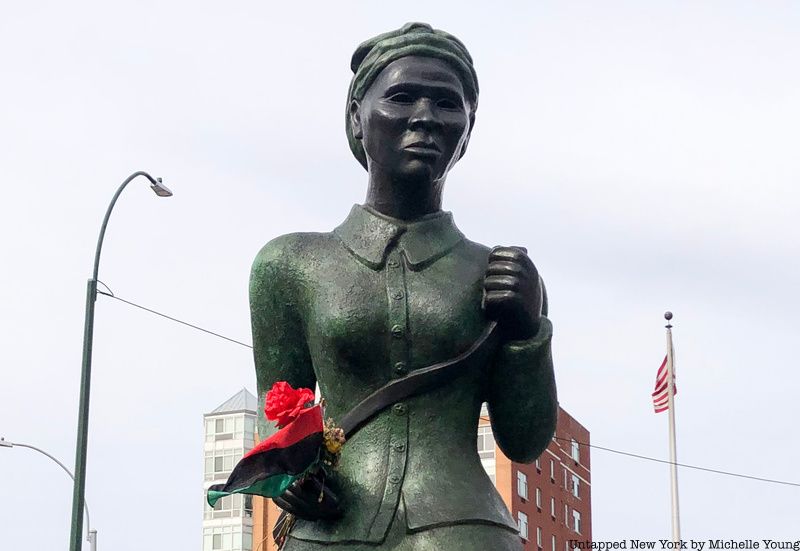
250, 22, 557, 550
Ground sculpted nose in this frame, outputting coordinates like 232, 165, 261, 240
408, 99, 442, 130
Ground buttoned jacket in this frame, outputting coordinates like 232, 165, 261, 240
250, 204, 556, 544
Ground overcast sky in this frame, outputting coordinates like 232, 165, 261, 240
1, 1, 798, 549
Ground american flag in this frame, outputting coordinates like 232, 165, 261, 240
652, 355, 677, 413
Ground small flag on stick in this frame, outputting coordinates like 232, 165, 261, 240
652, 355, 677, 413
207, 403, 323, 507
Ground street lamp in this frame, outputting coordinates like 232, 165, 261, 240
1, 437, 97, 551
70, 171, 172, 551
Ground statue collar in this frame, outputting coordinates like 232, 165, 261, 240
334, 204, 464, 270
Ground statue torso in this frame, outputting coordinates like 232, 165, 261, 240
268, 205, 517, 543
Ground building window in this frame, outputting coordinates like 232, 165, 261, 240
572, 474, 580, 498
477, 426, 495, 460
535, 487, 542, 509
571, 438, 580, 463
207, 414, 255, 444
537, 526, 543, 548
478, 425, 496, 484
214, 417, 236, 440
552, 535, 557, 551
563, 467, 568, 488
518, 511, 529, 540
202, 525, 247, 551
550, 497, 556, 518
204, 447, 244, 481
564, 504, 569, 526
204, 493, 248, 520
535, 458, 541, 472
573, 510, 582, 534
517, 471, 528, 500
550, 459, 555, 482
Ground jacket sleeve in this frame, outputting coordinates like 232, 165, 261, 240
486, 297, 557, 463
250, 234, 316, 440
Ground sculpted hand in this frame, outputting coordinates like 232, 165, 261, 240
483, 246, 543, 341
273, 472, 343, 521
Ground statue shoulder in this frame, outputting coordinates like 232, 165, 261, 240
250, 232, 334, 302
457, 237, 493, 265
251, 231, 332, 272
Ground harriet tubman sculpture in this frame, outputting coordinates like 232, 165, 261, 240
250, 22, 557, 551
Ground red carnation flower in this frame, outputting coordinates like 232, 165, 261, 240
264, 381, 315, 428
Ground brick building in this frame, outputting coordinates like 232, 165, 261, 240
480, 405, 592, 550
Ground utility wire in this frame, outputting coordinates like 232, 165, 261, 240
97, 291, 253, 349
101, 291, 798, 489
554, 435, 800, 488
477, 417, 799, 488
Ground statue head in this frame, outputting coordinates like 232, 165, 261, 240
347, 23, 479, 183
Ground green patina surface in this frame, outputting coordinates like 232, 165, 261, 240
250, 205, 556, 549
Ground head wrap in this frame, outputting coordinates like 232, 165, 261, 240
346, 22, 479, 170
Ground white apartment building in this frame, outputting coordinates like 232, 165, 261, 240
202, 389, 258, 551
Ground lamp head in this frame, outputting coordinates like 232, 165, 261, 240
0, 438, 13, 448
150, 177, 173, 197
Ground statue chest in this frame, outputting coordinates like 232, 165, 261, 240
300, 245, 487, 408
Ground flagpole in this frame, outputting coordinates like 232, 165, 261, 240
664, 311, 681, 543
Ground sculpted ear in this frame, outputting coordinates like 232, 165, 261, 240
349, 99, 363, 140
458, 111, 476, 160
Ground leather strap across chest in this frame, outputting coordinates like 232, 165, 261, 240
338, 321, 499, 438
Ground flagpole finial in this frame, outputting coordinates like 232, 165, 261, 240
664, 311, 673, 328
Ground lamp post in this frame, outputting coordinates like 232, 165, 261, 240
1, 438, 97, 550
69, 171, 172, 551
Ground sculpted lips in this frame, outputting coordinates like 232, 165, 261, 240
403, 140, 441, 155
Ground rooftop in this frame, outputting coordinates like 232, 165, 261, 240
205, 388, 258, 416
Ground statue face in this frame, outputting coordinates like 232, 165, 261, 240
352, 56, 473, 183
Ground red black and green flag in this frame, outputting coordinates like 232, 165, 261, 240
207, 404, 323, 507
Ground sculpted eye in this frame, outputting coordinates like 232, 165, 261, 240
437, 98, 459, 109
387, 92, 414, 104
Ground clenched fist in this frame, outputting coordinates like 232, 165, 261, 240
483, 246, 543, 341
273, 472, 342, 521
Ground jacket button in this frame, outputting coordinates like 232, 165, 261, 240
393, 291, 404, 300
389, 474, 401, 484
388, 259, 399, 268
394, 362, 407, 375
391, 325, 404, 338
392, 403, 407, 416
393, 442, 406, 452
